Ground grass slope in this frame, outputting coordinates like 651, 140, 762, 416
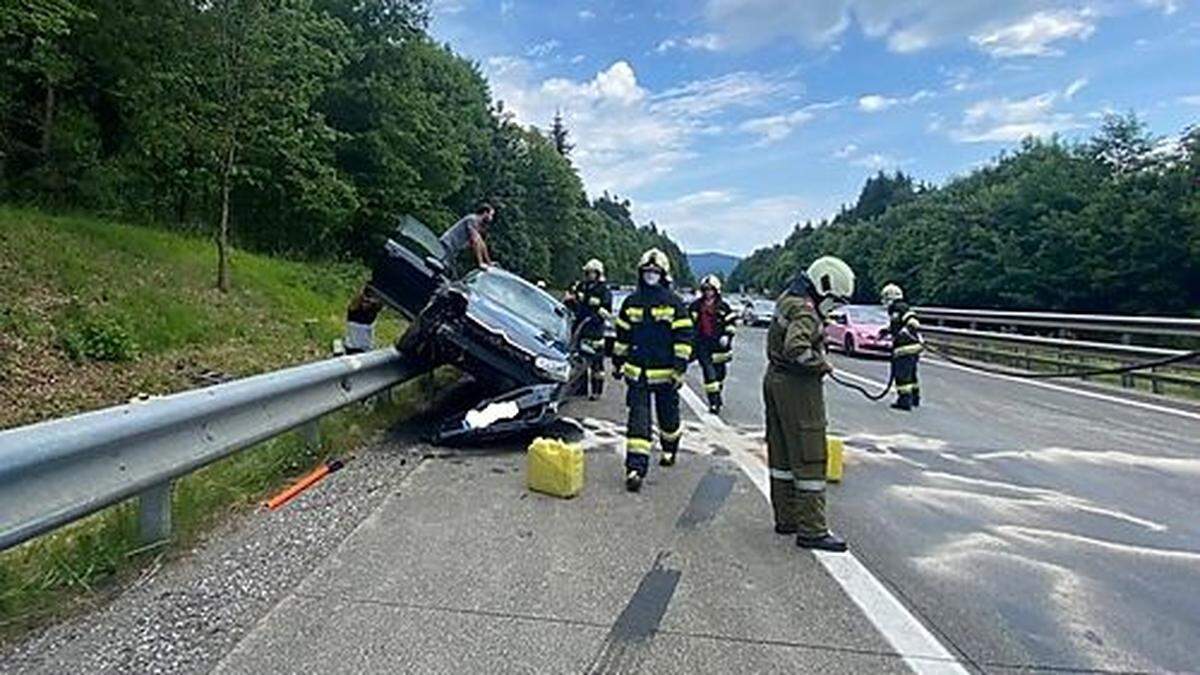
0, 207, 431, 640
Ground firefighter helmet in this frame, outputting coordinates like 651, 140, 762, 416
582, 258, 605, 277
700, 274, 722, 292
806, 256, 855, 304
637, 248, 671, 275
880, 283, 904, 304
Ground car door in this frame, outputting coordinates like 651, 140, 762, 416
369, 215, 449, 319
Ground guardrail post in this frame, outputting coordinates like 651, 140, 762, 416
137, 481, 172, 544
1150, 368, 1163, 394
302, 419, 320, 450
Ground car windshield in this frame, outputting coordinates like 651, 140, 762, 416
848, 306, 888, 324
465, 269, 571, 344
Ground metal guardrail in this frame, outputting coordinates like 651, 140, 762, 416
915, 307, 1200, 394
0, 348, 426, 552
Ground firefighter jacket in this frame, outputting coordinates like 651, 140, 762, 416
885, 300, 923, 356
612, 282, 694, 386
689, 296, 737, 363
567, 279, 612, 340
767, 293, 831, 377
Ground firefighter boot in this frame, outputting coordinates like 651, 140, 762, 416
625, 470, 643, 492
796, 531, 849, 552
891, 393, 912, 411
912, 387, 921, 408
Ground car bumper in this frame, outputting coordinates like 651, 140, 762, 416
435, 383, 566, 443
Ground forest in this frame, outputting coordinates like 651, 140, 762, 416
729, 116, 1200, 315
0, 0, 693, 288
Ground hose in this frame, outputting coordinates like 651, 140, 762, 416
828, 370, 894, 401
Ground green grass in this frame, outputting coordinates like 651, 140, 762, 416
0, 206, 440, 641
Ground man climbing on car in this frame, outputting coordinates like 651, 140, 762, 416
611, 249, 693, 493
689, 275, 737, 414
564, 258, 613, 401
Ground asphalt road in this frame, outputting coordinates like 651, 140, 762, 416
697, 326, 1200, 674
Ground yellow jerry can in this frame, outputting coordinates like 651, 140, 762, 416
526, 437, 585, 498
826, 437, 844, 483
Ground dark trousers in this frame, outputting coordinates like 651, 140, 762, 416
625, 383, 681, 476
892, 353, 920, 404
696, 338, 728, 406
583, 337, 606, 397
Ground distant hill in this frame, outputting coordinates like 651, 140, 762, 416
687, 252, 741, 280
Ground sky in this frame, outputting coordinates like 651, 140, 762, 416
430, 0, 1200, 256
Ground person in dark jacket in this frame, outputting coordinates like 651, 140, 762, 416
611, 248, 693, 492
565, 258, 613, 400
345, 285, 384, 354
879, 283, 923, 410
689, 275, 737, 414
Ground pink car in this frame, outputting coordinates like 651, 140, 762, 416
825, 304, 892, 357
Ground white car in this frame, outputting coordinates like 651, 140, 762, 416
741, 298, 776, 327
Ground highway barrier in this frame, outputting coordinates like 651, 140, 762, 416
915, 308, 1200, 395
0, 348, 427, 552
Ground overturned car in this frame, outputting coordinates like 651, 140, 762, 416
368, 216, 591, 442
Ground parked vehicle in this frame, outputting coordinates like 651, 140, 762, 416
741, 298, 776, 327
368, 216, 588, 442
825, 304, 892, 357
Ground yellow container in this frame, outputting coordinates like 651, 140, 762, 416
826, 437, 844, 483
526, 437, 585, 498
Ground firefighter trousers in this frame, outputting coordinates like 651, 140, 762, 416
892, 353, 920, 405
584, 337, 606, 397
763, 367, 829, 538
696, 339, 729, 406
625, 382, 681, 476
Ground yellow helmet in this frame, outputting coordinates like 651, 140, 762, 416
700, 274, 722, 292
880, 283, 904, 304
637, 248, 671, 275
582, 258, 605, 276
806, 256, 855, 304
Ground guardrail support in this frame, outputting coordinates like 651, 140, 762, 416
137, 482, 172, 544
302, 420, 320, 450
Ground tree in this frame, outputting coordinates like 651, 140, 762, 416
549, 110, 573, 157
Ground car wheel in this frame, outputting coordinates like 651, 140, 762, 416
844, 335, 856, 357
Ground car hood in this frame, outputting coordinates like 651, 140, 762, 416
464, 291, 571, 361
850, 323, 888, 337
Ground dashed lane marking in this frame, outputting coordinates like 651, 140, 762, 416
678, 383, 970, 675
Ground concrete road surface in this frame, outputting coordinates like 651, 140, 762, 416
696, 326, 1200, 674
212, 387, 941, 674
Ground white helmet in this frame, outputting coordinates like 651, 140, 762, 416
806, 256, 855, 310
700, 274, 722, 292
637, 248, 671, 275
582, 258, 605, 277
880, 283, 904, 304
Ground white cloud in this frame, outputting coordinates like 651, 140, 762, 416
430, 0, 465, 15
833, 143, 858, 159
858, 89, 933, 113
695, 1, 1158, 57
1180, 94, 1200, 106
852, 153, 903, 170
500, 0, 514, 17
656, 33, 726, 52
970, 9, 1096, 57
484, 59, 789, 194
570, 54, 586, 64
953, 89, 1084, 143
738, 100, 841, 145
526, 39, 561, 58
1063, 77, 1089, 100
578, 9, 596, 20
636, 191, 825, 254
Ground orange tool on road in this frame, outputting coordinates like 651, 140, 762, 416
265, 458, 346, 511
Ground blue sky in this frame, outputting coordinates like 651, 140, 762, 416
431, 0, 1200, 256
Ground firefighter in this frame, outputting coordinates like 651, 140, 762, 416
879, 283, 922, 410
612, 248, 694, 492
344, 285, 384, 355
689, 275, 737, 414
765, 256, 854, 552
565, 258, 613, 400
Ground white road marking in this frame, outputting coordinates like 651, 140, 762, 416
679, 384, 969, 675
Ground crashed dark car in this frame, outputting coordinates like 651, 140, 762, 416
368, 216, 589, 442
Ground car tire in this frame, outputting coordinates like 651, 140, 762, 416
844, 335, 856, 357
